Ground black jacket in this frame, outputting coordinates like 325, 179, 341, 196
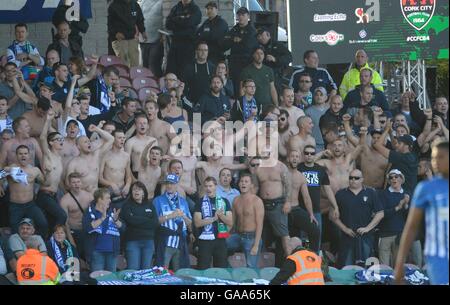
120, 199, 159, 242
46, 39, 84, 63
196, 15, 229, 63
319, 108, 345, 132
181, 60, 216, 105
261, 39, 292, 74
343, 84, 390, 111
77, 105, 120, 138
222, 23, 258, 61
52, 3, 89, 47
108, 0, 145, 40
198, 91, 231, 126
166, 0, 202, 41
409, 99, 449, 130
231, 96, 263, 123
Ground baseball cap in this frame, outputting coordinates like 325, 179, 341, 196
164, 174, 180, 184
205, 1, 217, 8
19, 218, 34, 227
314, 87, 327, 96
387, 169, 405, 182
236, 7, 249, 15
397, 135, 414, 147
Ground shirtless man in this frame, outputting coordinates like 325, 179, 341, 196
65, 124, 114, 194
278, 109, 292, 161
343, 113, 388, 189
138, 145, 163, 200
316, 138, 362, 215
254, 150, 292, 257
196, 144, 247, 196
280, 86, 305, 135
286, 150, 321, 253
99, 129, 132, 209
228, 173, 265, 268
0, 117, 43, 168
3, 145, 47, 236
61, 120, 80, 171
36, 112, 67, 229
288, 115, 316, 162
125, 114, 158, 178
145, 100, 176, 156
22, 97, 51, 139
60, 172, 94, 257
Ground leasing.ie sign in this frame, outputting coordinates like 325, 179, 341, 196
0, 0, 92, 23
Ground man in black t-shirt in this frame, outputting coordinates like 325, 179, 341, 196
194, 177, 233, 270
297, 145, 340, 246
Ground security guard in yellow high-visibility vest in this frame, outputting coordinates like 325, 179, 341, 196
16, 236, 60, 285
339, 50, 383, 99
270, 237, 325, 285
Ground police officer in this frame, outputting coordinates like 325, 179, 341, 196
256, 27, 292, 92
270, 237, 325, 285
196, 1, 229, 64
222, 7, 258, 98
166, 0, 202, 77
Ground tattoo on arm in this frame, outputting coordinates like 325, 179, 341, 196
281, 164, 291, 200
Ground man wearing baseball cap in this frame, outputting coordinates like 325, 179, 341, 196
374, 124, 418, 193
196, 1, 229, 64
377, 169, 417, 267
8, 218, 47, 262
153, 174, 192, 271
222, 6, 258, 98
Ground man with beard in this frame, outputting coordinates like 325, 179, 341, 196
286, 150, 320, 253
319, 95, 345, 143
65, 124, 114, 194
288, 115, 316, 162
125, 114, 158, 178
280, 86, 305, 135
100, 129, 132, 209
278, 109, 292, 162
198, 76, 231, 126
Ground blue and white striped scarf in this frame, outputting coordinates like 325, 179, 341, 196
88, 205, 120, 236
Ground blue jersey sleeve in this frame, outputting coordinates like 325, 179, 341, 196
411, 181, 428, 209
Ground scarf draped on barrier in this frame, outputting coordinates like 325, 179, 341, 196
50, 236, 74, 272
88, 206, 120, 236
199, 196, 229, 240
98, 75, 110, 113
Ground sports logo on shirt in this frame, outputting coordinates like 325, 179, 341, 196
400, 0, 436, 31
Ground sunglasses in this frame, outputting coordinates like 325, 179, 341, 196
349, 176, 361, 180
303, 151, 316, 156
379, 120, 386, 124
389, 175, 400, 180
278, 117, 286, 122
250, 163, 260, 168
299, 80, 311, 83
51, 137, 64, 142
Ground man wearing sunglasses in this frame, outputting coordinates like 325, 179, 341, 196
333, 169, 384, 268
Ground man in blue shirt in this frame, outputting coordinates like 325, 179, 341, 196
216, 168, 240, 207
153, 174, 192, 271
395, 141, 449, 285
333, 169, 384, 268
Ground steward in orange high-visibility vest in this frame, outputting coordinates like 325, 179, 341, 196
270, 237, 325, 285
16, 237, 60, 285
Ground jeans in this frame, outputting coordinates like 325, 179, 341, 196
197, 239, 228, 270
9, 201, 48, 237
338, 234, 374, 268
288, 206, 321, 253
90, 251, 117, 272
125, 240, 155, 270
314, 212, 323, 249
227, 233, 262, 268
164, 246, 181, 272
71, 230, 86, 260
36, 191, 67, 228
